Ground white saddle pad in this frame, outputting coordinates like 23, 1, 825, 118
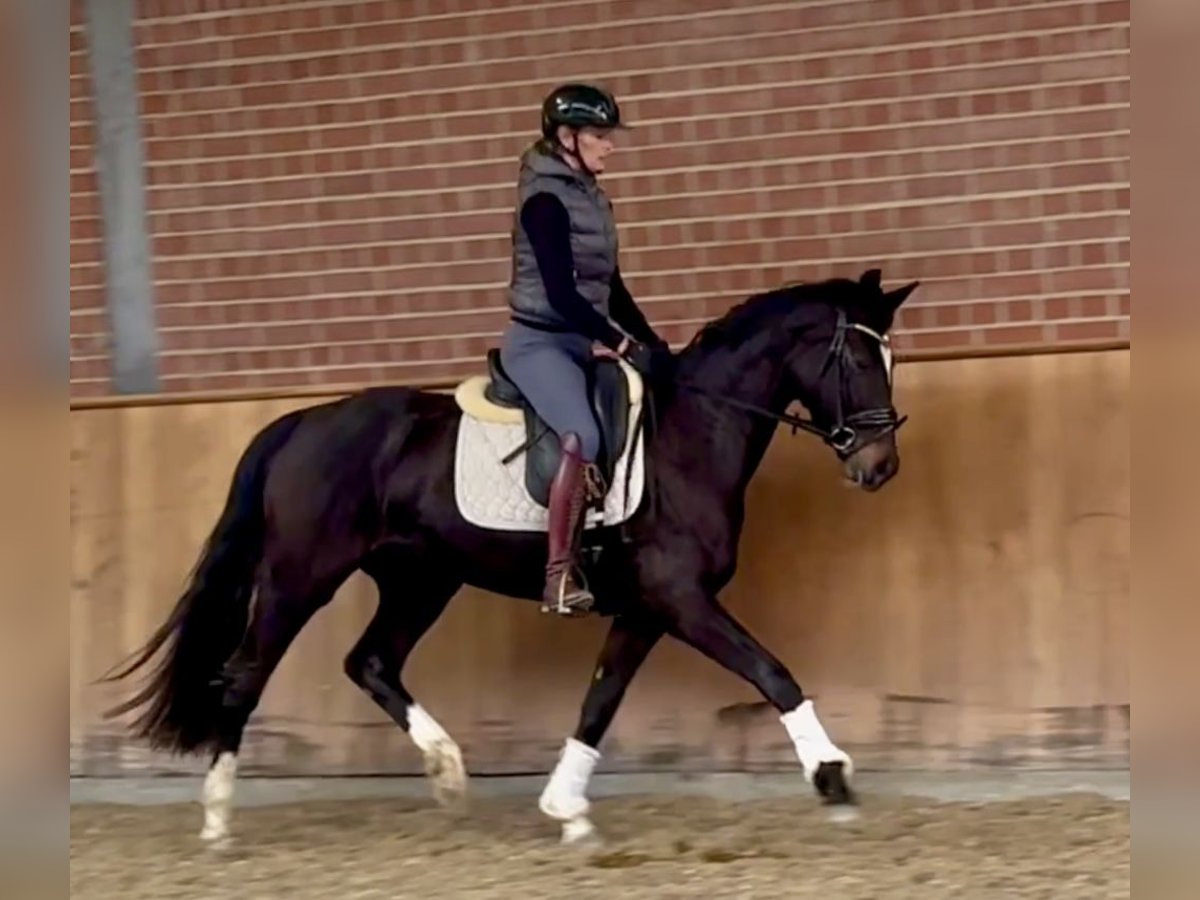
454, 410, 646, 533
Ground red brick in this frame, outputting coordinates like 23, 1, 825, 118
905, 329, 970, 352
70, 356, 110, 380
1054, 319, 1122, 343
983, 323, 1051, 346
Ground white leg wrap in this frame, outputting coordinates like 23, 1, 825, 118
538, 737, 600, 824
199, 752, 237, 842
781, 700, 854, 781
407, 704, 466, 805
407, 703, 451, 753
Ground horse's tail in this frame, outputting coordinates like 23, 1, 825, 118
97, 408, 307, 755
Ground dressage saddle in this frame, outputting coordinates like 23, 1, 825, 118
482, 348, 631, 508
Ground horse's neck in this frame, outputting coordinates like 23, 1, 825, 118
659, 333, 794, 497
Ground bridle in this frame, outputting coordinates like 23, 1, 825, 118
618, 309, 905, 526
674, 309, 907, 459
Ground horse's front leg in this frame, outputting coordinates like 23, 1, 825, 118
664, 591, 856, 807
540, 612, 662, 844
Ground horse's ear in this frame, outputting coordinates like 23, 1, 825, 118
882, 280, 919, 311
859, 268, 882, 290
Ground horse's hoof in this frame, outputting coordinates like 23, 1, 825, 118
425, 741, 468, 810
199, 825, 232, 850
827, 804, 861, 824
561, 816, 601, 846
813, 760, 857, 806
434, 785, 468, 812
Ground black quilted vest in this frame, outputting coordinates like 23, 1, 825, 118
507, 144, 619, 330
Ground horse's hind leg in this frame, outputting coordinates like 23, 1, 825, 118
201, 572, 340, 844
344, 551, 464, 806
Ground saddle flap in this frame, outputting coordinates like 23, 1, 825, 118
523, 357, 635, 507
590, 358, 631, 477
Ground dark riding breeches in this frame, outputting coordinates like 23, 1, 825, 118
498, 321, 602, 463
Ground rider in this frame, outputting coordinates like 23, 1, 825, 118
500, 82, 672, 616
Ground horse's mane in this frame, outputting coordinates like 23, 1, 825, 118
682, 276, 861, 354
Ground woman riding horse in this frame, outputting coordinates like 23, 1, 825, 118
500, 83, 673, 616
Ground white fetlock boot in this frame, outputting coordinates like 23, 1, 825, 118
780, 699, 854, 782
538, 737, 600, 844
199, 752, 237, 845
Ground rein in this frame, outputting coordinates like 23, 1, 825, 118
674, 380, 841, 442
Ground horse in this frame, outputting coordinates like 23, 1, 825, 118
99, 267, 918, 846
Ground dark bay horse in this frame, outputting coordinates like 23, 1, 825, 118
101, 269, 918, 844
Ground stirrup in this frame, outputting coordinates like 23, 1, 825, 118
541, 571, 595, 616
543, 599, 592, 617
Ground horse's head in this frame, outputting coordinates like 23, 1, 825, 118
783, 269, 918, 491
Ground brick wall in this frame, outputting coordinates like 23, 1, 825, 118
69, 0, 1130, 398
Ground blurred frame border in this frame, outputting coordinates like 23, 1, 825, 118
1133, 0, 1200, 896
0, 0, 69, 898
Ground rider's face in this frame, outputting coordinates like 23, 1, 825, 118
558, 126, 616, 174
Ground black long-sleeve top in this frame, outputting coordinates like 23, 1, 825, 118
518, 191, 663, 350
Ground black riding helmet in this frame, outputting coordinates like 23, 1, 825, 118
541, 82, 628, 137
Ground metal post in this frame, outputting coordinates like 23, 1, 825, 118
83, 0, 160, 393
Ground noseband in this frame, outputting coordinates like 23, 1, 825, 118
676, 310, 906, 458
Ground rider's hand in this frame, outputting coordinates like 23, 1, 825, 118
648, 339, 675, 379
621, 339, 673, 380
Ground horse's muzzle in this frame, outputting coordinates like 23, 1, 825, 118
843, 439, 899, 492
